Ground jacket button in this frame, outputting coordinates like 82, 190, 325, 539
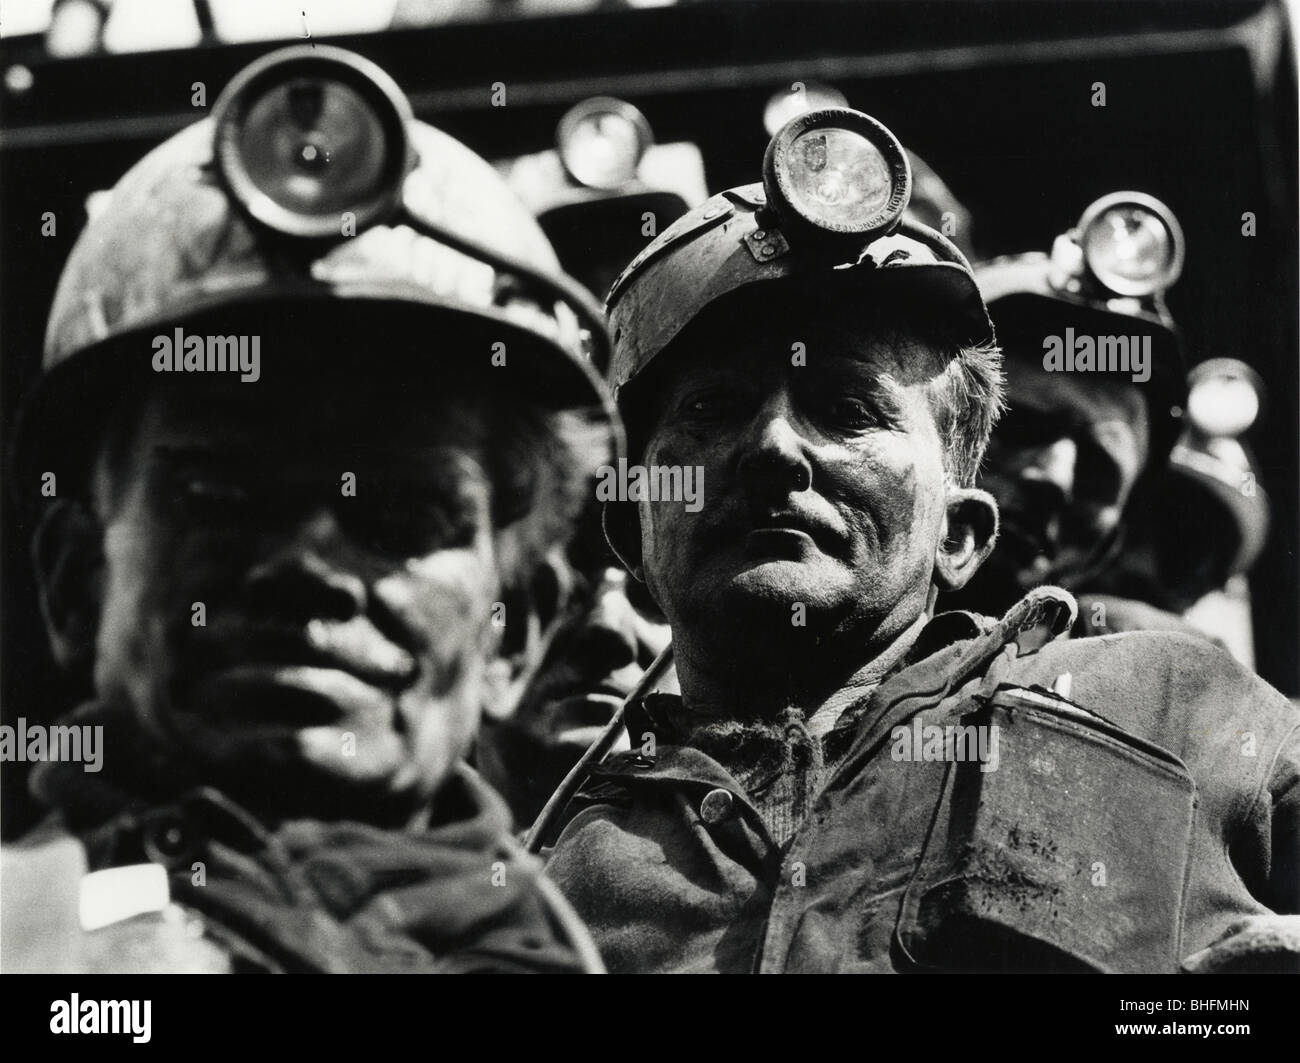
699, 788, 735, 825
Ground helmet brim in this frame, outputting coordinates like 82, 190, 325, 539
10, 293, 618, 506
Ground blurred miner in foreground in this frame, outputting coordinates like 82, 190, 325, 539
537, 108, 1300, 972
1, 46, 612, 973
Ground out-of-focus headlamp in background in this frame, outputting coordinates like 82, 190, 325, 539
1184, 357, 1262, 439
501, 96, 708, 300
557, 96, 654, 191
1049, 191, 1185, 307
213, 47, 413, 239
761, 107, 911, 255
762, 81, 850, 136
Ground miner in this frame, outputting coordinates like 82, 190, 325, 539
539, 108, 1300, 973
2, 46, 614, 974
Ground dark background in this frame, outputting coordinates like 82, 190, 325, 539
2, 0, 1297, 835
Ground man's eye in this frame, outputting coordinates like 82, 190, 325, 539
344, 483, 478, 556
172, 476, 253, 515
682, 390, 736, 418
824, 397, 877, 427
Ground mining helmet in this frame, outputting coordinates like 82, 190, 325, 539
975, 191, 1188, 462
604, 107, 994, 436
13, 45, 617, 495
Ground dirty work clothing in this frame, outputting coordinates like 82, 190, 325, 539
545, 591, 1300, 973
4, 704, 599, 973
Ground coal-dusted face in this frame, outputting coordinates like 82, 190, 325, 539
634, 303, 976, 668
979, 348, 1149, 594
85, 371, 506, 821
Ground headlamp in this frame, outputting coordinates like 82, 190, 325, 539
205, 46, 610, 366
1075, 191, 1184, 298
1185, 358, 1262, 438
557, 97, 653, 191
213, 46, 413, 240
762, 108, 911, 253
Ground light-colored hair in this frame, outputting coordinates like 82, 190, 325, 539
926, 339, 1006, 487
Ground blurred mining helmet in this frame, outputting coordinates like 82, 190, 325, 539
500, 96, 708, 302
604, 107, 995, 447
1158, 359, 1271, 600
13, 44, 619, 498
975, 191, 1188, 465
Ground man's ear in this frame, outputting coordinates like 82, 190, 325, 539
601, 501, 645, 582
32, 499, 104, 673
933, 486, 999, 593
480, 551, 573, 722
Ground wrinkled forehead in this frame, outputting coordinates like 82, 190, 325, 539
661, 291, 955, 391
124, 373, 494, 457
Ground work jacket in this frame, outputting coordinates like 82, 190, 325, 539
3, 705, 599, 974
544, 590, 1300, 972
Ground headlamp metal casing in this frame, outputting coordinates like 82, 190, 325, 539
212, 45, 414, 241
1073, 191, 1185, 299
761, 107, 912, 255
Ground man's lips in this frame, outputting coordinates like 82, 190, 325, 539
704, 504, 847, 556
189, 618, 419, 695
189, 664, 398, 729
547, 693, 624, 748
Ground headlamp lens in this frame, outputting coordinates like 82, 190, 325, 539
1077, 194, 1184, 297
240, 78, 387, 218
763, 108, 910, 245
558, 98, 652, 190
786, 128, 892, 225
213, 46, 412, 239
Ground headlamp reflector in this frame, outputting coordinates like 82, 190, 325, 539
787, 128, 892, 224
1077, 192, 1184, 298
763, 108, 910, 247
557, 97, 653, 191
213, 46, 413, 240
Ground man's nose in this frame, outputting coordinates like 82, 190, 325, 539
244, 509, 368, 622
571, 570, 641, 672
1023, 437, 1078, 504
737, 391, 813, 498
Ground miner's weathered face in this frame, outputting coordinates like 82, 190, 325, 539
630, 304, 994, 668
979, 347, 1148, 591
477, 565, 673, 822
67, 371, 509, 821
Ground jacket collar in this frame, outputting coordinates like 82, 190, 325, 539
623, 589, 1076, 749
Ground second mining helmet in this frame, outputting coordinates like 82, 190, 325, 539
604, 107, 995, 449
13, 45, 618, 496
974, 191, 1189, 463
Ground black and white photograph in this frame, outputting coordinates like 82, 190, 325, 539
0, 0, 1296, 1032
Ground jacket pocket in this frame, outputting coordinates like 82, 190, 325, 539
895, 685, 1197, 973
